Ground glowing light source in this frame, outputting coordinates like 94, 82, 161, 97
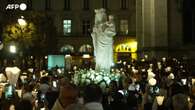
123, 61, 127, 65
10, 45, 16, 53
168, 73, 174, 80
165, 67, 171, 72
115, 41, 137, 52
28, 68, 33, 73
18, 16, 27, 26
188, 97, 191, 102
192, 79, 195, 85
156, 96, 165, 106
40, 70, 48, 77
16, 89, 22, 98
144, 54, 148, 59
147, 69, 155, 80
65, 54, 71, 58
148, 78, 157, 86
162, 57, 166, 62
115, 40, 137, 59
73, 66, 77, 71
57, 69, 62, 74
82, 54, 90, 58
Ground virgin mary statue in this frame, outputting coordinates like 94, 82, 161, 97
91, 8, 116, 72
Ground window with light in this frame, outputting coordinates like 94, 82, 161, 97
63, 20, 71, 35
120, 20, 128, 35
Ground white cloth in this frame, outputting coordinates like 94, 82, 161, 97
85, 102, 104, 110
5, 67, 20, 85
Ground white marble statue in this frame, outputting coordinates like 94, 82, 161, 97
91, 8, 116, 72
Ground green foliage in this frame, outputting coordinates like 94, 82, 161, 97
2, 21, 36, 49
2, 11, 58, 55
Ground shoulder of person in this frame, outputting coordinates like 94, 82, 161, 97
65, 103, 87, 110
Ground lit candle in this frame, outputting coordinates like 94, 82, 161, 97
156, 96, 165, 106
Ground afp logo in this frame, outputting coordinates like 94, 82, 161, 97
6, 3, 27, 11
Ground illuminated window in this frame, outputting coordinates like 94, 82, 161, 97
64, 0, 70, 10
60, 45, 74, 53
79, 44, 92, 53
82, 20, 91, 36
63, 20, 71, 35
120, 20, 128, 35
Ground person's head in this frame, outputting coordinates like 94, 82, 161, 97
24, 84, 33, 93
40, 76, 49, 84
113, 92, 124, 102
58, 78, 79, 108
15, 99, 32, 110
122, 78, 132, 89
172, 93, 189, 110
1, 102, 15, 110
83, 84, 103, 103
109, 80, 118, 92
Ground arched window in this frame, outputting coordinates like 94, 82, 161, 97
60, 45, 74, 53
79, 44, 92, 53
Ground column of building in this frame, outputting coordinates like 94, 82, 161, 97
136, 0, 168, 58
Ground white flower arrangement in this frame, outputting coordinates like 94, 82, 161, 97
72, 69, 120, 87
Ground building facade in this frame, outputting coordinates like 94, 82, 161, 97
0, 0, 194, 61
31, 0, 136, 58
136, 0, 195, 59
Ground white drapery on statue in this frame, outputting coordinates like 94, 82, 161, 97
91, 8, 116, 72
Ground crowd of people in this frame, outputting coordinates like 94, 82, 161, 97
0, 56, 195, 110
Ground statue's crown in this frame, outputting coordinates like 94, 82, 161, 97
95, 8, 105, 13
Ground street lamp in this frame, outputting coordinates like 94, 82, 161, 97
10, 45, 16, 54
17, 16, 27, 27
